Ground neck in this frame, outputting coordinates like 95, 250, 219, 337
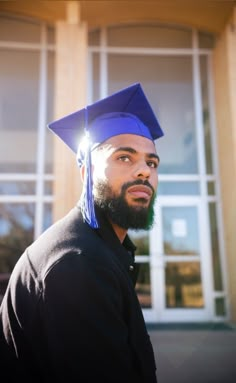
109, 220, 127, 243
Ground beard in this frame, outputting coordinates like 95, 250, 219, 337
93, 179, 156, 230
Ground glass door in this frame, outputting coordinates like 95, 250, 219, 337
148, 197, 213, 322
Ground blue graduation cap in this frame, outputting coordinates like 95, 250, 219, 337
48, 82, 164, 228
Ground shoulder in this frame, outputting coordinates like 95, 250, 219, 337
9, 207, 110, 291
29, 206, 111, 277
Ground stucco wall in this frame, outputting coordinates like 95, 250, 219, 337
212, 7, 236, 321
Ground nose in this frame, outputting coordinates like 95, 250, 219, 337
133, 160, 151, 179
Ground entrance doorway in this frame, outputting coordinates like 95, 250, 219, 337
131, 196, 213, 322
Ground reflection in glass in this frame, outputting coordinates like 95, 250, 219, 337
215, 297, 226, 316
108, 54, 197, 174
44, 181, 53, 196
0, 273, 10, 303
0, 15, 40, 43
207, 181, 215, 195
198, 31, 215, 49
45, 131, 54, 174
46, 50, 55, 173
0, 203, 34, 273
92, 53, 100, 102
43, 203, 53, 231
0, 50, 39, 172
47, 26, 55, 44
88, 29, 100, 46
163, 206, 199, 255
209, 203, 223, 291
107, 24, 192, 48
200, 55, 214, 174
135, 263, 151, 308
165, 262, 204, 308
158, 181, 200, 196
128, 229, 149, 255
0, 181, 36, 195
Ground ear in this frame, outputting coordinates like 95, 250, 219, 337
80, 164, 94, 183
80, 164, 85, 182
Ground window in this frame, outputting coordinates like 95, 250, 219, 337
0, 15, 55, 293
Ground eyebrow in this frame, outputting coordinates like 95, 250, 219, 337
114, 146, 160, 162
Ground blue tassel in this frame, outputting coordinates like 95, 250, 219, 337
78, 109, 99, 228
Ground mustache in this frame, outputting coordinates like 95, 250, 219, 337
121, 179, 155, 195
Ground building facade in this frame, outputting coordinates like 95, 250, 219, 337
0, 0, 236, 324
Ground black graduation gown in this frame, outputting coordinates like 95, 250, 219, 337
0, 205, 157, 382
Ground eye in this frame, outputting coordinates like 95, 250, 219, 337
118, 155, 130, 162
147, 160, 158, 168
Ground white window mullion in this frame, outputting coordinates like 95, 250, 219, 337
87, 51, 93, 104
192, 30, 207, 190
192, 29, 214, 318
100, 28, 108, 98
34, 23, 47, 240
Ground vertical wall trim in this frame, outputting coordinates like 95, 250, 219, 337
192, 28, 214, 317
53, 18, 88, 221
35, 23, 47, 239
100, 27, 108, 98
208, 54, 229, 321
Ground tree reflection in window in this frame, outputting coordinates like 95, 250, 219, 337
0, 203, 34, 273
165, 262, 204, 308
136, 263, 151, 308
128, 229, 149, 255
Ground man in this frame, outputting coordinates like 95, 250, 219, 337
0, 83, 164, 382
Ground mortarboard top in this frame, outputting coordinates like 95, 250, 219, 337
47, 83, 164, 229
47, 82, 164, 155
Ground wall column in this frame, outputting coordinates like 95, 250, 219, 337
53, 1, 87, 221
213, 6, 236, 322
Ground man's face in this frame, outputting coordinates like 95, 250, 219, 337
90, 134, 160, 230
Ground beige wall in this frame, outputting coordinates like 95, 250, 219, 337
212, 7, 236, 321
53, 2, 87, 220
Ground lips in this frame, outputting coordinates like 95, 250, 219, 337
127, 185, 153, 199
